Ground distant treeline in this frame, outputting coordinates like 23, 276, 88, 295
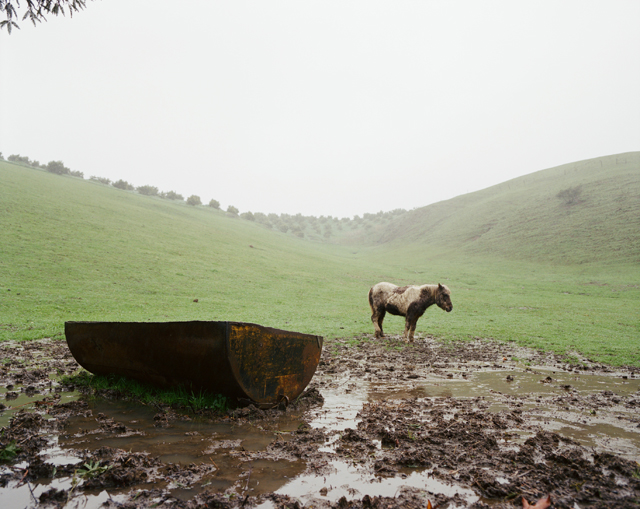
2, 152, 205, 206
237, 208, 408, 240
4, 153, 84, 178
1, 152, 407, 240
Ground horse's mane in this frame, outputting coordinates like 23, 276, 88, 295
420, 283, 448, 292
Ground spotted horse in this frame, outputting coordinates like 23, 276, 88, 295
368, 282, 453, 342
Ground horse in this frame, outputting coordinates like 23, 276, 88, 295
368, 282, 452, 341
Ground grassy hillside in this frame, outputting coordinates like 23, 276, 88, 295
1, 156, 639, 366
369, 152, 640, 265
0, 161, 385, 341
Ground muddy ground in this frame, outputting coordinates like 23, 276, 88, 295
0, 335, 639, 508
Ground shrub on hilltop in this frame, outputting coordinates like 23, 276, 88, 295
46, 160, 70, 175
113, 179, 134, 191
187, 195, 202, 206
160, 190, 184, 201
137, 185, 159, 196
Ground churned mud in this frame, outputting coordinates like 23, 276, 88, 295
0, 335, 639, 508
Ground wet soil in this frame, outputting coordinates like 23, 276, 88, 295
0, 335, 639, 508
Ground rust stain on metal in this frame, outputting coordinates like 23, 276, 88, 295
65, 321, 323, 408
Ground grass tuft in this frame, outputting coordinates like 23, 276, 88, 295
63, 371, 228, 413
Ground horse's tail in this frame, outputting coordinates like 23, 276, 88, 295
368, 287, 374, 313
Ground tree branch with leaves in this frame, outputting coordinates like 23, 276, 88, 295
1, 0, 91, 33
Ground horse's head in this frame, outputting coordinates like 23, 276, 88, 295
436, 284, 453, 312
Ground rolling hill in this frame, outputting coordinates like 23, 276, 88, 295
365, 152, 640, 266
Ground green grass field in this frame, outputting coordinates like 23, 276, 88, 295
1, 154, 639, 366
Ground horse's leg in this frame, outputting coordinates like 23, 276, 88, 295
405, 313, 419, 342
409, 322, 417, 342
371, 308, 385, 338
371, 312, 381, 338
376, 309, 386, 338
406, 304, 424, 343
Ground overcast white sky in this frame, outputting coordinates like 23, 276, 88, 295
1, 1, 638, 218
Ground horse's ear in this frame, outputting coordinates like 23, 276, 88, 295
438, 283, 443, 290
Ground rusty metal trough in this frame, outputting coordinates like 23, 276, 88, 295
65, 321, 323, 408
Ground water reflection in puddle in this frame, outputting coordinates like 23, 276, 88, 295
258, 461, 478, 508
40, 436, 84, 467
467, 369, 640, 459
366, 368, 639, 401
0, 474, 128, 509
62, 399, 239, 463
1, 364, 638, 504
56, 399, 309, 498
0, 388, 80, 428
311, 384, 367, 432
311, 367, 640, 460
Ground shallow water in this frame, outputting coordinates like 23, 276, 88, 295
313, 367, 640, 454
57, 399, 309, 498
366, 367, 638, 401
0, 364, 638, 505
260, 461, 478, 507
0, 389, 62, 428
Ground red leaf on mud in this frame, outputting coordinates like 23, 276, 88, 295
522, 494, 552, 509
427, 500, 433, 509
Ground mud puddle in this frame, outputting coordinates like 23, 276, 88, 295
1, 336, 639, 508
58, 398, 309, 498
311, 359, 640, 459
261, 461, 479, 507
